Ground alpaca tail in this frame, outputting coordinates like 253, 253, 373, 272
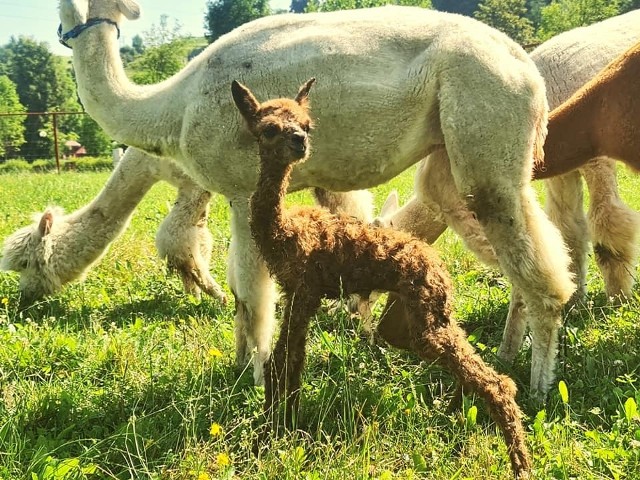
531, 107, 548, 179
416, 321, 532, 478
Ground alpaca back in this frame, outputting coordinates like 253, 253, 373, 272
279, 205, 452, 299
532, 10, 640, 109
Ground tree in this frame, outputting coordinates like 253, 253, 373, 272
290, 0, 308, 12
0, 75, 26, 159
205, 0, 271, 43
0, 36, 80, 159
128, 16, 189, 85
306, 0, 432, 12
526, 0, 551, 27
76, 115, 114, 156
537, 0, 621, 40
432, 0, 480, 16
475, 0, 536, 44
120, 34, 146, 66
619, 0, 640, 12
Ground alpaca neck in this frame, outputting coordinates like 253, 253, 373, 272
534, 47, 640, 179
250, 153, 294, 265
76, 155, 160, 233
70, 24, 184, 158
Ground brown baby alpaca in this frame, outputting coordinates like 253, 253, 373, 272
232, 78, 531, 479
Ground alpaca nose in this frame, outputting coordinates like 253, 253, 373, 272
292, 131, 307, 152
293, 131, 306, 144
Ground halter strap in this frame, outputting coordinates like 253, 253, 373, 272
58, 18, 120, 49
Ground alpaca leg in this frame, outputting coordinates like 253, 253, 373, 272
312, 188, 374, 223
581, 158, 640, 298
412, 318, 531, 478
156, 183, 227, 302
377, 151, 500, 351
417, 150, 499, 268
464, 182, 574, 396
264, 293, 319, 426
228, 199, 278, 385
496, 288, 528, 362
544, 172, 589, 301
438, 78, 574, 395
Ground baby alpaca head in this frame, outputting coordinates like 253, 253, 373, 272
231, 78, 316, 167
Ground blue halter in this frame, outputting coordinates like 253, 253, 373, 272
58, 18, 120, 49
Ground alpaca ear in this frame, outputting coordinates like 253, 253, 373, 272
38, 210, 54, 237
231, 80, 260, 123
379, 190, 400, 218
295, 78, 316, 106
63, 0, 88, 24
116, 0, 141, 20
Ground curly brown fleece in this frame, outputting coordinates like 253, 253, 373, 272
231, 78, 531, 479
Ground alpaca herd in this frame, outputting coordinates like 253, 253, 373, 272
53, 0, 579, 397
1, 1, 639, 475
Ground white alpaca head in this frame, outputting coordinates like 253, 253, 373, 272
1, 207, 65, 305
59, 0, 141, 39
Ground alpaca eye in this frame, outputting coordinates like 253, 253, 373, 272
262, 125, 280, 139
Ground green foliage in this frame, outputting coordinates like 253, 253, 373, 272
0, 75, 26, 158
0, 158, 30, 173
0, 156, 113, 174
538, 0, 622, 40
128, 16, 191, 85
290, 0, 309, 12
306, 0, 432, 11
619, 0, 640, 12
205, 0, 272, 43
119, 34, 146, 66
475, 0, 536, 44
432, 0, 480, 15
0, 37, 80, 159
74, 116, 114, 157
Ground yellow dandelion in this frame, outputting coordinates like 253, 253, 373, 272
210, 423, 222, 436
1, 297, 8, 306
197, 472, 211, 480
379, 470, 393, 480
404, 408, 412, 415
217, 452, 231, 467
208, 347, 223, 358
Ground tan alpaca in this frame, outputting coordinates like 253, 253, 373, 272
532, 41, 640, 177
232, 79, 531, 479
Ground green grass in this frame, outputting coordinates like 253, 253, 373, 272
1, 168, 639, 479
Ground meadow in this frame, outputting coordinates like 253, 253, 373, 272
0, 167, 639, 479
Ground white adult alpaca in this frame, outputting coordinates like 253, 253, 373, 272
1, 147, 227, 306
58, 0, 575, 395
374, 9, 640, 364
1, 150, 372, 303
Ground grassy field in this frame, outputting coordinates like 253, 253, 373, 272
0, 168, 639, 479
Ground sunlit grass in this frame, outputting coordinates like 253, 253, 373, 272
0, 167, 639, 479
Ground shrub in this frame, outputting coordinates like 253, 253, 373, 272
0, 159, 31, 173
0, 157, 113, 175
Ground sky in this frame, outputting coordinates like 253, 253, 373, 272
0, 0, 291, 57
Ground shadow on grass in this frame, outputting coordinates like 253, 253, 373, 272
15, 289, 228, 332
